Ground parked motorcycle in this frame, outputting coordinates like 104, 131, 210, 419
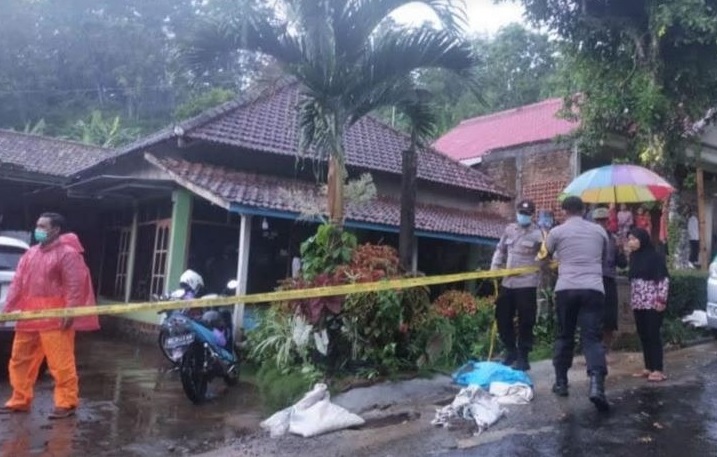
156, 270, 241, 404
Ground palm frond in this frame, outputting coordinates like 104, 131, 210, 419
182, 13, 303, 77
351, 80, 439, 145
297, 96, 334, 158
350, 25, 476, 102
337, 0, 468, 59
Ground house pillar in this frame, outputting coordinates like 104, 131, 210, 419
123, 206, 139, 303
466, 243, 482, 294
233, 214, 252, 339
697, 168, 708, 269
165, 189, 193, 292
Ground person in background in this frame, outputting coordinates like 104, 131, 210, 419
687, 207, 700, 268
546, 196, 610, 412
626, 228, 669, 383
635, 206, 652, 236
617, 203, 633, 242
491, 199, 544, 371
592, 208, 627, 362
1, 213, 99, 419
607, 203, 619, 234
658, 200, 669, 256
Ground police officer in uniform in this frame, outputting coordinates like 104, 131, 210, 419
491, 199, 544, 371
545, 196, 610, 412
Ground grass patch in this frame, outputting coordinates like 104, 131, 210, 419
529, 344, 553, 362
256, 365, 314, 412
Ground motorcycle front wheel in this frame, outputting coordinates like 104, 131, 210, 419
180, 343, 209, 404
158, 330, 179, 366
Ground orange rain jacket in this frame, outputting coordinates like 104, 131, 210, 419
4, 233, 100, 332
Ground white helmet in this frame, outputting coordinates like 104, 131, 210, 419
179, 269, 204, 294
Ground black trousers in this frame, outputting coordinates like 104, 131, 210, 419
634, 309, 664, 372
495, 287, 537, 353
553, 289, 607, 376
689, 240, 699, 263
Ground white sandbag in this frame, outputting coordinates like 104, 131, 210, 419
289, 396, 365, 437
489, 382, 534, 405
260, 383, 327, 437
260, 383, 364, 438
260, 408, 292, 437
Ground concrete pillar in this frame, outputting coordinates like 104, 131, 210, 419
411, 239, 418, 273
233, 214, 252, 338
164, 189, 193, 293
123, 207, 139, 303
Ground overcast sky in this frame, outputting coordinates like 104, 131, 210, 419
392, 0, 526, 36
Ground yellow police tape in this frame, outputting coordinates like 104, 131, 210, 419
0, 265, 549, 322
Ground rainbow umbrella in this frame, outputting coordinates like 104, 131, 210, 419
560, 164, 674, 203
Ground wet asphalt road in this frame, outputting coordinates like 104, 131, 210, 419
0, 335, 262, 457
446, 361, 717, 457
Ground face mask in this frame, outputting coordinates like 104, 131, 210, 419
34, 229, 48, 243
516, 213, 532, 226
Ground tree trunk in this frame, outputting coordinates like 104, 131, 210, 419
327, 155, 345, 226
399, 147, 418, 272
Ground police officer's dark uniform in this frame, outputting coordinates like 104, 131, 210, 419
491, 199, 543, 371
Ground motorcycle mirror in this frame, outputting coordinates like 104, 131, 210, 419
226, 280, 239, 290
170, 289, 185, 299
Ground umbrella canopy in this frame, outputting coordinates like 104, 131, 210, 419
561, 164, 675, 203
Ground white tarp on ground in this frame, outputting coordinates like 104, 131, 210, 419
260, 383, 365, 438
431, 386, 505, 433
682, 310, 708, 328
489, 382, 534, 405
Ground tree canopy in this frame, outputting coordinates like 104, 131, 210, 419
517, 0, 717, 171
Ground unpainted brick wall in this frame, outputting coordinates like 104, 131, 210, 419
476, 145, 573, 219
521, 148, 573, 218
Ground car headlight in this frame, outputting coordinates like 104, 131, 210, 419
710, 262, 717, 279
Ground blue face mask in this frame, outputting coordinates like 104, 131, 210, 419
516, 213, 532, 226
34, 229, 48, 243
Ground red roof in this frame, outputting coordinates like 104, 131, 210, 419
433, 98, 578, 162
147, 155, 507, 240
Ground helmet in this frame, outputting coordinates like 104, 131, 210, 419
179, 269, 204, 294
516, 199, 536, 215
201, 310, 224, 329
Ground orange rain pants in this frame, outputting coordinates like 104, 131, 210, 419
5, 329, 78, 410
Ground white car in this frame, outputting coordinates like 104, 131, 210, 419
0, 235, 30, 332
708, 258, 717, 330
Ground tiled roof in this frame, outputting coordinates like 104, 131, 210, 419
0, 129, 109, 178
434, 98, 578, 162
147, 155, 507, 240
88, 79, 509, 200
185, 83, 507, 198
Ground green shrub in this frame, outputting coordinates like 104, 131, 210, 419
667, 270, 708, 318
256, 364, 314, 411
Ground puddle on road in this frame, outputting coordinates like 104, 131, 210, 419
0, 335, 263, 457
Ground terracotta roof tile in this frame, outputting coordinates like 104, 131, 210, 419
186, 83, 508, 198
0, 130, 110, 178
434, 98, 578, 162
149, 156, 506, 240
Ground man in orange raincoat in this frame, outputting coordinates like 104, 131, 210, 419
0, 213, 99, 419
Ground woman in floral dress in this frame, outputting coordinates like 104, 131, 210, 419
627, 227, 669, 382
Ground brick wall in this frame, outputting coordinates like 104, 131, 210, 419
479, 158, 518, 218
475, 142, 574, 219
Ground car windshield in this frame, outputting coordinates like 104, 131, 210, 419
0, 246, 25, 271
